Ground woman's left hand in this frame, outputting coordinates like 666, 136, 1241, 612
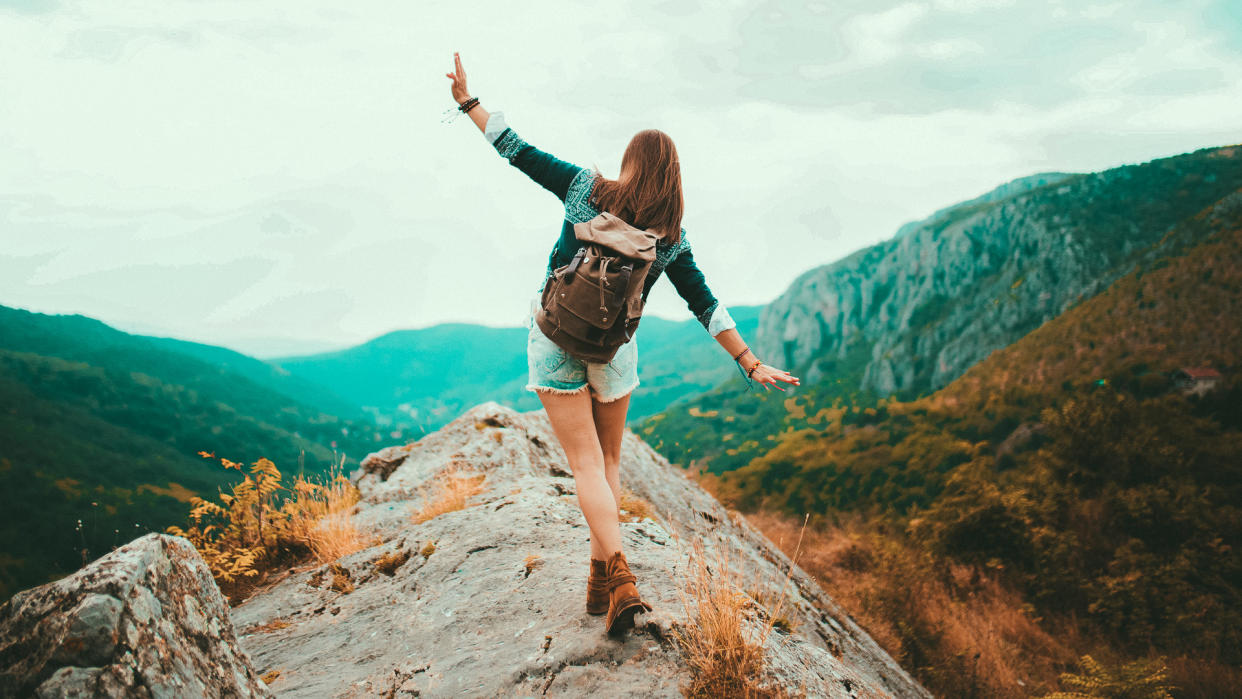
751, 363, 800, 391
445, 51, 470, 104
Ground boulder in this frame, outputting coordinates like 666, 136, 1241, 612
0, 533, 272, 698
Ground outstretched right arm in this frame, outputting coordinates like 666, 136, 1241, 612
446, 52, 585, 202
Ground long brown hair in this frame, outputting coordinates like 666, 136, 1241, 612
590, 129, 684, 246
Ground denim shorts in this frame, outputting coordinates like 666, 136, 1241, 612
525, 304, 639, 403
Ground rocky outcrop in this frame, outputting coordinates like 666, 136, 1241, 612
231, 402, 931, 697
0, 533, 272, 698
757, 146, 1242, 397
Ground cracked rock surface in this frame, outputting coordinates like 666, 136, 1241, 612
0, 533, 272, 698
232, 402, 931, 698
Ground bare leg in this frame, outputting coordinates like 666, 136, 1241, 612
536, 388, 623, 559
589, 391, 631, 560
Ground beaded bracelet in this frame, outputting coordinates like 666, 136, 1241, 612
747, 361, 762, 378
441, 96, 481, 124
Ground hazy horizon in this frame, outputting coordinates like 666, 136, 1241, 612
3, 0, 1240, 356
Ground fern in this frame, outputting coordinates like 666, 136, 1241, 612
165, 452, 362, 592
1038, 654, 1175, 699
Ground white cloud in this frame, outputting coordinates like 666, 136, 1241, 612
931, 0, 1015, 12
914, 38, 985, 59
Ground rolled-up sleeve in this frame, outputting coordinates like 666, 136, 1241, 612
663, 234, 737, 337
484, 111, 511, 145
484, 111, 584, 202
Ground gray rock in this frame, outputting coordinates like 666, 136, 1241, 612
233, 401, 931, 698
0, 533, 272, 698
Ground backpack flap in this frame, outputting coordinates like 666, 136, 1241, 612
572, 212, 660, 261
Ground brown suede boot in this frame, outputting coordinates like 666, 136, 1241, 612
603, 550, 653, 635
586, 558, 609, 615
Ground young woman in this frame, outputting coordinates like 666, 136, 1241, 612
446, 53, 800, 634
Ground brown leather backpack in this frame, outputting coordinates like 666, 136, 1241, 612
534, 212, 662, 363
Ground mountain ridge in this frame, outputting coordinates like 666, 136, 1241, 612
643, 143, 1242, 474
758, 144, 1242, 396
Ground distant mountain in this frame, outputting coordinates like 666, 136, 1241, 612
762, 147, 1241, 395
933, 188, 1241, 408
141, 335, 364, 420
270, 306, 763, 431
644, 144, 1242, 473
724, 186, 1242, 513
272, 323, 532, 433
0, 305, 384, 600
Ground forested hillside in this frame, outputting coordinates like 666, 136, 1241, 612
707, 190, 1242, 694
0, 306, 383, 600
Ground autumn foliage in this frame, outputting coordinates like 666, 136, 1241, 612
167, 453, 367, 599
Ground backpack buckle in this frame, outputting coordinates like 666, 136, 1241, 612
564, 249, 586, 282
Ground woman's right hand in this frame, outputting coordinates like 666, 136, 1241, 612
750, 363, 800, 391
445, 52, 470, 105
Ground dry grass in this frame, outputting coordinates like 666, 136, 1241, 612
246, 617, 291, 634
618, 488, 658, 523
410, 464, 487, 525
169, 453, 371, 602
670, 516, 810, 698
745, 582, 799, 635
373, 548, 411, 576
286, 457, 368, 565
1162, 655, 1242, 699
743, 509, 1080, 698
308, 562, 355, 594
327, 562, 354, 594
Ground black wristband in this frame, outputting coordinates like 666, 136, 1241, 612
458, 96, 479, 113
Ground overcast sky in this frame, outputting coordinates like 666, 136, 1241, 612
2, 0, 1240, 357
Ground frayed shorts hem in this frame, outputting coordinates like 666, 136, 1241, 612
525, 380, 639, 403
525, 383, 588, 396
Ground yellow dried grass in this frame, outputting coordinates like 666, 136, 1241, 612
669, 514, 811, 698
411, 464, 487, 524
286, 457, 367, 565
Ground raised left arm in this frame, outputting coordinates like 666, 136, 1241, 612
663, 237, 800, 391
446, 52, 582, 201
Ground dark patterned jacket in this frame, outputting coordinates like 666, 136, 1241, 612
485, 112, 736, 336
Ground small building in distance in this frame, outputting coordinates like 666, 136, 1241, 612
1173, 367, 1222, 396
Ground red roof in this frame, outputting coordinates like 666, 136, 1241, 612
1179, 367, 1222, 379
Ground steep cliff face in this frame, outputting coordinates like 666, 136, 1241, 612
757, 146, 1242, 398
230, 402, 930, 697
